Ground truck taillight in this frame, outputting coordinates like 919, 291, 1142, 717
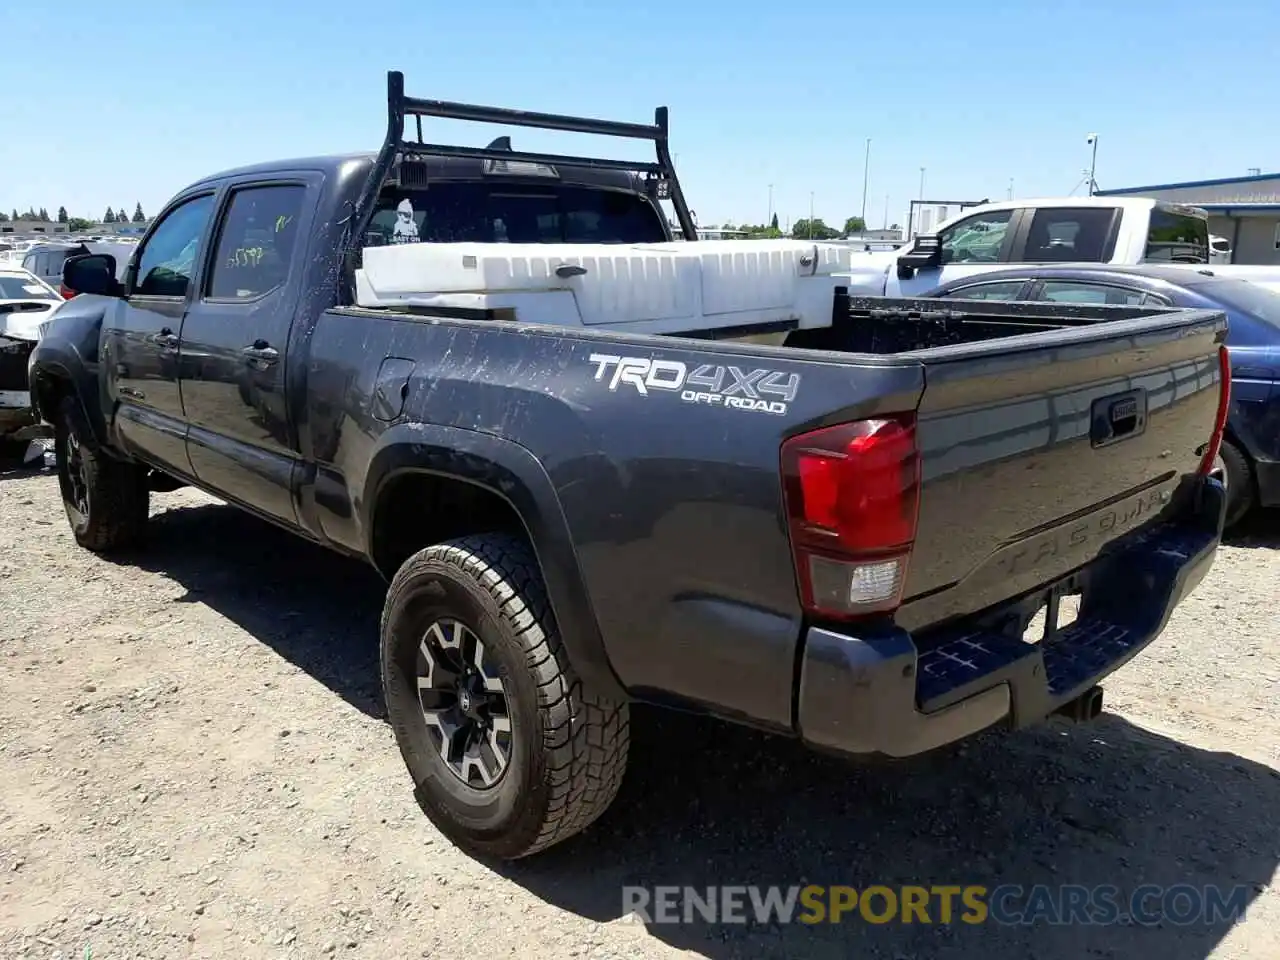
781, 415, 921, 620
1197, 344, 1232, 477
60, 284, 77, 299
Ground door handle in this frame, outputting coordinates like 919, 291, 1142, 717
241, 340, 279, 365
148, 327, 178, 349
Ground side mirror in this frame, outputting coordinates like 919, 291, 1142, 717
896, 233, 942, 278
63, 253, 121, 298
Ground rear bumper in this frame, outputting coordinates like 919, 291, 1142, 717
796, 479, 1225, 759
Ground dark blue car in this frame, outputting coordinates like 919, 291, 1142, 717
924, 265, 1280, 528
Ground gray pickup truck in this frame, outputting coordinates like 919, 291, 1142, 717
30, 71, 1230, 861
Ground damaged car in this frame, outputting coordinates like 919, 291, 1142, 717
0, 267, 62, 460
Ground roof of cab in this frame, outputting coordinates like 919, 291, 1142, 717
188, 151, 650, 193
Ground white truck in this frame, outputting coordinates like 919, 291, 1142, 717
845, 196, 1280, 297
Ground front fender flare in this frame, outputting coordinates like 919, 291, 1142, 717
360, 423, 625, 701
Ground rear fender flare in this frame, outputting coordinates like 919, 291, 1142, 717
361, 423, 625, 700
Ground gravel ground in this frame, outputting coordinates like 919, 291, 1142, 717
1, 458, 1278, 960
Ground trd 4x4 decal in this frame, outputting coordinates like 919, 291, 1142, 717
588, 353, 800, 416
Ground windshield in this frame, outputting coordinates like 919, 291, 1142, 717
1193, 279, 1280, 329
0, 274, 57, 300
368, 183, 669, 246
1145, 209, 1209, 263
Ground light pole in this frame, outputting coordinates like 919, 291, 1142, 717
767, 183, 773, 227
808, 191, 814, 239
860, 138, 871, 225
919, 167, 926, 199
882, 193, 889, 230
1086, 134, 1098, 195
1007, 178, 1014, 200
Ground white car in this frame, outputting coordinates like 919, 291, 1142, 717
0, 267, 63, 459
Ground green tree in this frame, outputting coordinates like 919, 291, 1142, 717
68, 217, 95, 232
23, 208, 38, 220
770, 212, 779, 230
10, 210, 17, 223
842, 216, 867, 236
0, 211, 8, 222
791, 218, 839, 240
132, 203, 146, 222
37, 207, 50, 221
103, 207, 116, 223
57, 206, 69, 223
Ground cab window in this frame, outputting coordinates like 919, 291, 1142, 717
939, 211, 1013, 264
134, 195, 215, 298
1039, 280, 1149, 306
366, 184, 668, 246
207, 185, 306, 300
938, 280, 1027, 300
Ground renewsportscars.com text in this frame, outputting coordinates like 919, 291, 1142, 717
622, 884, 1251, 927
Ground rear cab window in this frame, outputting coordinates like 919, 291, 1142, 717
207, 184, 307, 300
1145, 206, 1209, 263
366, 183, 669, 246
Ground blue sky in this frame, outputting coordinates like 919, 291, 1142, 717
5, 0, 1274, 230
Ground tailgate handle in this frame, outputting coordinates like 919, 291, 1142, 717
1091, 389, 1147, 448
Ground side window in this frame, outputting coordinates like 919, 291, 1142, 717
1024, 208, 1116, 262
1040, 281, 1148, 306
939, 211, 1013, 264
207, 185, 306, 300
134, 195, 215, 298
938, 280, 1026, 301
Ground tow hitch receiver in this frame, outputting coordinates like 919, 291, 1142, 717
1053, 685, 1104, 723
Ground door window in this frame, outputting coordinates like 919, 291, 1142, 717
939, 211, 1013, 264
207, 185, 307, 300
1024, 208, 1115, 262
937, 280, 1027, 301
1039, 280, 1149, 306
134, 194, 215, 297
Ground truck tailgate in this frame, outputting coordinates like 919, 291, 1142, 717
897, 306, 1227, 631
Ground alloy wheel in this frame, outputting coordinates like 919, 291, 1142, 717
416, 618, 512, 789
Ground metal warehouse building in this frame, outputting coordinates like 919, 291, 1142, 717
1097, 172, 1280, 265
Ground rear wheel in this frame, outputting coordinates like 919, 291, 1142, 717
380, 533, 629, 860
1212, 439, 1255, 530
54, 398, 150, 552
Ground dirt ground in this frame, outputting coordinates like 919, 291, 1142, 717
1, 458, 1278, 960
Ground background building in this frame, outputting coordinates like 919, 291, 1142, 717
0, 219, 71, 235
1097, 172, 1280, 265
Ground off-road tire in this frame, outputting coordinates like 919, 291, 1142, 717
1219, 439, 1255, 530
54, 397, 150, 552
380, 533, 629, 860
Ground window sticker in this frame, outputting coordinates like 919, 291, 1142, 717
392, 199, 420, 244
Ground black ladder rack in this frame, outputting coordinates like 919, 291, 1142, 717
347, 69, 697, 258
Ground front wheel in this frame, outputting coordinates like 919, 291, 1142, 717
54, 398, 150, 552
380, 533, 629, 860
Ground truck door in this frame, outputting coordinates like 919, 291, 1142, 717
890, 207, 1023, 296
178, 181, 310, 527
102, 192, 216, 474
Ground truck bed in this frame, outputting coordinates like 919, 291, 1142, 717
315, 293, 1226, 741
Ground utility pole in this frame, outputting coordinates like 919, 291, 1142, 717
882, 193, 889, 230
860, 138, 871, 224
767, 183, 773, 227
919, 167, 926, 199
1086, 134, 1098, 195
1007, 178, 1014, 200
808, 191, 814, 239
